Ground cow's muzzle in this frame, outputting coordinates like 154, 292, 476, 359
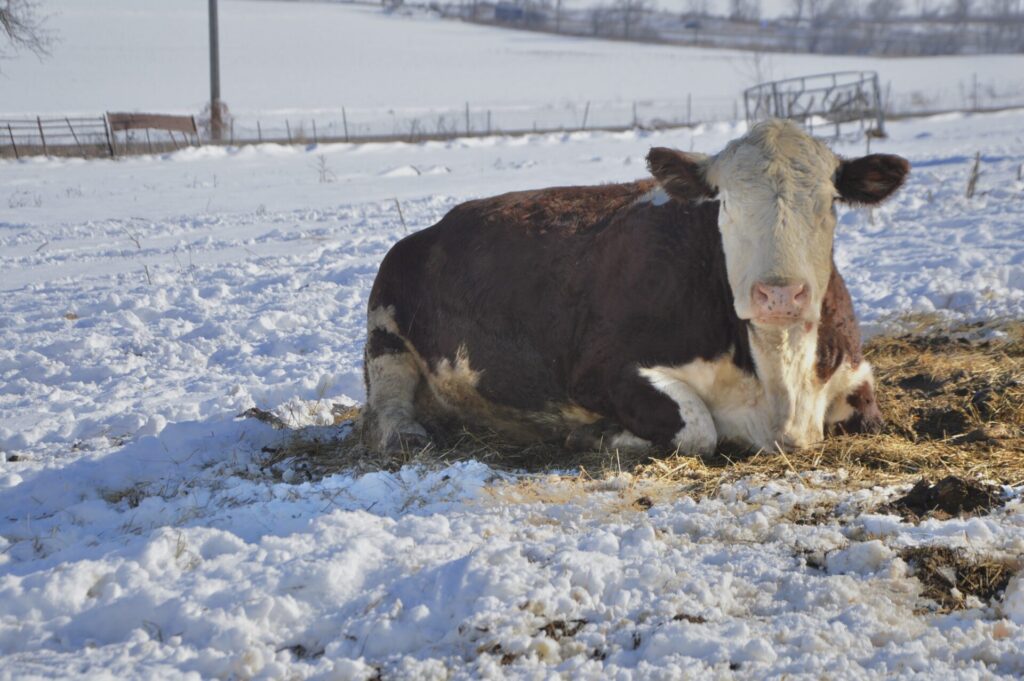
751, 280, 809, 326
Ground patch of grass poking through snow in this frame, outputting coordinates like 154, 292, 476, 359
252, 320, 1023, 498
900, 545, 1020, 614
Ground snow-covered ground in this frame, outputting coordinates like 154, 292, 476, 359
3, 1, 1024, 137
1, 109, 1024, 678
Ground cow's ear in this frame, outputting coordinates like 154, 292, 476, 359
646, 148, 715, 201
835, 154, 910, 204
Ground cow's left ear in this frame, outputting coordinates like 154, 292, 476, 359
835, 154, 910, 204
647, 148, 716, 202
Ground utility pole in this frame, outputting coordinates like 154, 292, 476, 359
209, 0, 223, 141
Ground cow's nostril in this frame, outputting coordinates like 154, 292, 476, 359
752, 281, 810, 318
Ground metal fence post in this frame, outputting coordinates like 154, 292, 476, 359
65, 117, 85, 155
37, 116, 48, 156
872, 73, 886, 136
7, 124, 19, 160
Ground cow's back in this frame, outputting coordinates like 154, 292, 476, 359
367, 179, 755, 434
368, 181, 673, 415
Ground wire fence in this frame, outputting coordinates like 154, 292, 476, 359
0, 113, 200, 159
219, 96, 735, 146
2, 77, 1024, 160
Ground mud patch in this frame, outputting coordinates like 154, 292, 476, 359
898, 373, 948, 393
900, 546, 1019, 613
885, 476, 1002, 521
912, 408, 972, 440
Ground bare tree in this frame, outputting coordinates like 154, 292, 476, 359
804, 0, 828, 24
986, 0, 1022, 15
865, 0, 902, 21
685, 0, 711, 16
789, 0, 806, 21
616, 0, 652, 39
0, 0, 52, 59
822, 0, 861, 20
949, 0, 973, 20
730, 0, 762, 21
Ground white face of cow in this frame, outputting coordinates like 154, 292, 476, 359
648, 121, 909, 329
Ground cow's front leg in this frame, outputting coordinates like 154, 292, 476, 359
607, 367, 718, 455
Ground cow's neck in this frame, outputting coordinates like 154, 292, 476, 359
746, 322, 827, 449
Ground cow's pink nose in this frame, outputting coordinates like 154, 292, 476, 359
751, 281, 809, 322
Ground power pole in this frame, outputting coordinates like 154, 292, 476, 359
209, 0, 223, 141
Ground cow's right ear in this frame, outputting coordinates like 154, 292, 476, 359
646, 148, 715, 202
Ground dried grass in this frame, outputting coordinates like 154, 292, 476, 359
258, 320, 1024, 497
900, 545, 1020, 613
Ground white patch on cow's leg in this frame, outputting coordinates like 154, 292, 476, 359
608, 431, 652, 451
638, 367, 718, 455
365, 305, 429, 453
365, 351, 429, 453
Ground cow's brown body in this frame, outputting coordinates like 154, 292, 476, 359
364, 179, 881, 452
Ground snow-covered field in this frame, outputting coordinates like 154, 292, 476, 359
3, 1, 1024, 138
1, 106, 1023, 678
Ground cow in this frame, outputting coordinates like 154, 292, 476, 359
362, 120, 909, 456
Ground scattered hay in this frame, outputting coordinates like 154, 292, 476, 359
672, 613, 708, 624
240, 407, 289, 430
900, 545, 1020, 613
537, 619, 588, 641
631, 319, 1024, 494
249, 320, 1024, 497
101, 484, 146, 508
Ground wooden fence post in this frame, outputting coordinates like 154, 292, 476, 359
581, 101, 590, 130
286, 119, 292, 144
465, 102, 470, 135
37, 116, 48, 156
145, 128, 153, 154
8, 123, 20, 160
342, 107, 349, 142
104, 115, 116, 157
312, 119, 318, 144
257, 120, 262, 143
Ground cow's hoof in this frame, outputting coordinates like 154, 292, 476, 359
380, 425, 432, 456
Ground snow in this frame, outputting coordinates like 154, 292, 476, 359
3, 1, 1023, 133
3, 28, 1024, 677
